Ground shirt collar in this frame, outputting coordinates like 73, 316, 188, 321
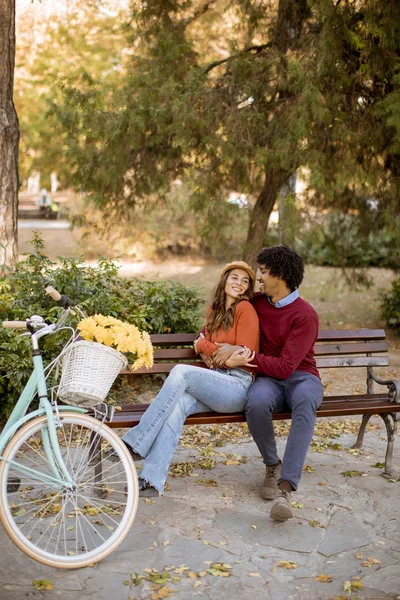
268, 288, 299, 308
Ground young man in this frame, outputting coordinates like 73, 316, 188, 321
212, 246, 324, 522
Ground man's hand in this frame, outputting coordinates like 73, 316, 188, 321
199, 352, 214, 369
212, 343, 238, 367
225, 346, 256, 368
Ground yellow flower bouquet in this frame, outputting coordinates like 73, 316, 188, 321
58, 314, 154, 406
77, 314, 154, 370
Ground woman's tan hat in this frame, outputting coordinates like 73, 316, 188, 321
220, 261, 256, 284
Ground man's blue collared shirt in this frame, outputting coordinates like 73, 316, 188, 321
268, 288, 299, 308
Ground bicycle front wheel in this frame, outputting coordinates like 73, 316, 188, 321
0, 413, 138, 568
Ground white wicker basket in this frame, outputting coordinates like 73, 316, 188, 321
58, 340, 128, 407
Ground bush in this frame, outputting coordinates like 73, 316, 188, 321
380, 277, 400, 334
0, 235, 203, 419
296, 212, 400, 270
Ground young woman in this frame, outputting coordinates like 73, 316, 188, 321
122, 261, 259, 496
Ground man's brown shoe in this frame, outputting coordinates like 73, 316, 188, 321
269, 489, 294, 521
261, 463, 281, 500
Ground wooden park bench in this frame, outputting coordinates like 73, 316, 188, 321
104, 329, 400, 478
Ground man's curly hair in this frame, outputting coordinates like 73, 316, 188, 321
256, 246, 304, 291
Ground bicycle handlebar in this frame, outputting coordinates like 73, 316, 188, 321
45, 286, 62, 302
2, 321, 27, 329
2, 288, 80, 332
45, 286, 75, 308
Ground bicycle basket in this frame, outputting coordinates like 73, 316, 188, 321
58, 340, 128, 406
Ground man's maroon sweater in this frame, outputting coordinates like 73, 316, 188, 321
252, 293, 320, 380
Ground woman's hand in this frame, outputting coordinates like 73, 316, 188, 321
225, 346, 256, 368
212, 343, 237, 367
193, 332, 205, 354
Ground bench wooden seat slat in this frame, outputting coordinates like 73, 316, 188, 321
112, 393, 392, 415
107, 395, 398, 428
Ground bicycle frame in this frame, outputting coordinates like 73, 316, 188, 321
0, 330, 86, 489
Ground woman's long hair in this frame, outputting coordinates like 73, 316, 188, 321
207, 270, 255, 334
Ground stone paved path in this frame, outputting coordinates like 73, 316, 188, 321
0, 421, 399, 600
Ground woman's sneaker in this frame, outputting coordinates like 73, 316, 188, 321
138, 477, 159, 498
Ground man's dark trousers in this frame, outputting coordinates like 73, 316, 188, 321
246, 370, 324, 490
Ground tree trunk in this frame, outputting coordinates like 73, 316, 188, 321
0, 0, 19, 268
278, 172, 297, 246
243, 168, 288, 266
242, 0, 308, 266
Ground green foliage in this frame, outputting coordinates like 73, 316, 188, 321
16, 1, 400, 260
381, 278, 400, 334
56, 1, 400, 261
296, 212, 400, 270
0, 235, 203, 418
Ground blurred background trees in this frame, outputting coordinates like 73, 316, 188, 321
11, 0, 400, 268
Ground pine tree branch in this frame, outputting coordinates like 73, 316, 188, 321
203, 43, 272, 74
181, 1, 218, 27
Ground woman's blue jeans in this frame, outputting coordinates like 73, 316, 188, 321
122, 364, 253, 493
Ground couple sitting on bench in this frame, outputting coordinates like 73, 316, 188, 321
121, 245, 324, 522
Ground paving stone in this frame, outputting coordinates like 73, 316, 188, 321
361, 564, 400, 596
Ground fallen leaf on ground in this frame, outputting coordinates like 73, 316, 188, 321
151, 586, 174, 599
361, 557, 381, 567
197, 478, 217, 486
340, 470, 365, 477
344, 579, 364, 593
314, 574, 332, 583
206, 563, 232, 577
32, 580, 54, 591
275, 561, 297, 570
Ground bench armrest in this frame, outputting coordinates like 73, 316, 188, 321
369, 368, 400, 403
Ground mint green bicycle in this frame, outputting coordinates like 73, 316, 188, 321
0, 287, 139, 568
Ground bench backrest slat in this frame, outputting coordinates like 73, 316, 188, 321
316, 329, 386, 341
316, 356, 389, 368
149, 329, 386, 345
152, 341, 388, 360
123, 356, 389, 375
118, 329, 389, 376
